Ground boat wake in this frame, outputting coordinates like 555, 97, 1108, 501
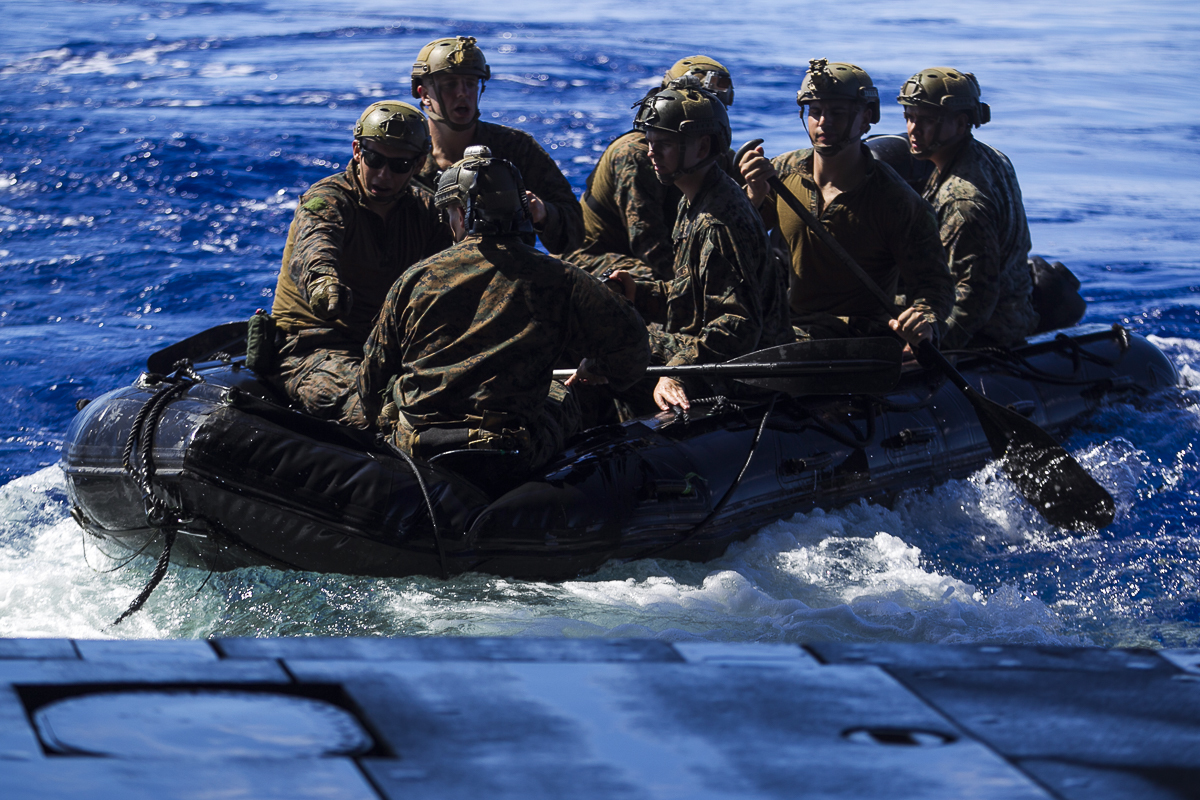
4, 329, 1194, 647
0, 464, 1095, 647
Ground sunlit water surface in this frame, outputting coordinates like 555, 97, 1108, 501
2, 0, 1199, 647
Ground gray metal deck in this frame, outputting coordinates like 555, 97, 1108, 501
2, 637, 1198, 798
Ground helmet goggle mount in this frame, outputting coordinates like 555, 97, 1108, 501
633, 82, 731, 185
796, 59, 880, 157
411, 36, 490, 132
434, 146, 533, 236
662, 55, 734, 106
669, 71, 735, 107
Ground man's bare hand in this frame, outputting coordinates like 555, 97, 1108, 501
605, 269, 637, 302
525, 191, 547, 226
563, 357, 608, 387
739, 148, 776, 208
889, 306, 934, 357
653, 376, 689, 411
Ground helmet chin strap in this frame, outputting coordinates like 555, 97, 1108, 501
910, 122, 945, 158
654, 136, 717, 186
424, 82, 484, 133
805, 104, 860, 158
908, 114, 964, 159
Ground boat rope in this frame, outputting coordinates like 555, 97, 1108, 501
942, 344, 1120, 387
112, 368, 198, 625
81, 528, 157, 574
639, 393, 779, 561
111, 528, 176, 626
193, 568, 215, 595
385, 440, 450, 580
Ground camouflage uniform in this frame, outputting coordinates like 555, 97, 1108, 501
358, 234, 649, 471
413, 121, 583, 255
271, 163, 451, 425
763, 144, 954, 339
568, 130, 681, 280
922, 135, 1039, 349
567, 132, 748, 281
631, 165, 791, 398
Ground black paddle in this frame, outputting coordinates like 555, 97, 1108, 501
751, 145, 1114, 529
554, 337, 903, 397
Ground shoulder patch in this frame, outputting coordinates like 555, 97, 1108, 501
302, 197, 329, 213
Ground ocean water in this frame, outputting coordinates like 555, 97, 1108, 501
2, 0, 1199, 647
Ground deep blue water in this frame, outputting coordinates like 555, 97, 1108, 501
2, 0, 1199, 646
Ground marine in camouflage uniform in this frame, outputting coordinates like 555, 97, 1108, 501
271, 101, 450, 426
633, 165, 790, 380
899, 67, 1038, 349
618, 84, 791, 411
410, 36, 583, 255
570, 130, 681, 279
567, 56, 738, 281
359, 152, 648, 473
741, 60, 953, 344
763, 145, 952, 338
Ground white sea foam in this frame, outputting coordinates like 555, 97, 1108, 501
0, 466, 1085, 645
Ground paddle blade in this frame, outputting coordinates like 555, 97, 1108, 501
731, 337, 903, 396
970, 390, 1115, 530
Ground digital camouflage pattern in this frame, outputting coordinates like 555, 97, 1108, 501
567, 132, 746, 281
275, 331, 368, 427
273, 164, 451, 341
763, 144, 953, 337
633, 166, 791, 380
921, 136, 1039, 349
568, 131, 681, 280
413, 120, 583, 255
270, 162, 451, 424
358, 234, 649, 468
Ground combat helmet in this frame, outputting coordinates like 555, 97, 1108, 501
633, 84, 731, 184
897, 67, 991, 127
410, 36, 491, 97
410, 36, 490, 132
434, 146, 533, 236
796, 58, 880, 124
662, 55, 734, 106
353, 101, 430, 154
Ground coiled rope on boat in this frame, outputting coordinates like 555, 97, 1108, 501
112, 364, 199, 625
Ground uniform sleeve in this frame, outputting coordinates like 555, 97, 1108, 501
285, 188, 350, 301
357, 273, 415, 425
562, 271, 650, 392
663, 225, 764, 368
511, 133, 584, 255
631, 277, 670, 324
895, 199, 955, 325
938, 198, 1003, 350
415, 188, 454, 259
611, 144, 676, 280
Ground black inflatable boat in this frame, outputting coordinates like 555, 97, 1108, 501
62, 323, 1178, 582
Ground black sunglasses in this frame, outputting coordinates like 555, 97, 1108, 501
359, 146, 420, 174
